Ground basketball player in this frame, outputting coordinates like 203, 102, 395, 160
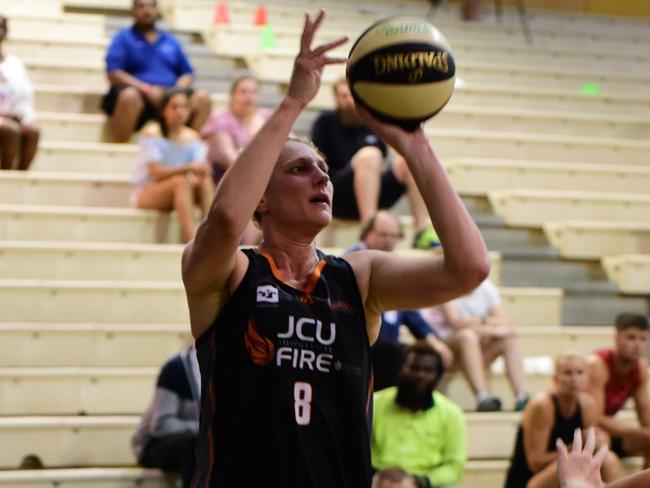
182, 11, 490, 487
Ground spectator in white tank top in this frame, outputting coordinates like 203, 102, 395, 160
0, 15, 39, 171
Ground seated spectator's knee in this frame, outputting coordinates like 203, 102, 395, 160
504, 328, 518, 340
351, 146, 383, 173
603, 451, 620, 466
391, 154, 412, 183
116, 87, 145, 112
170, 174, 192, 192
456, 327, 479, 345
0, 118, 21, 139
20, 124, 40, 141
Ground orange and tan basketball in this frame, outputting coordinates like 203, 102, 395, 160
346, 16, 456, 130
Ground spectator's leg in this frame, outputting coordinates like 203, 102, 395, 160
136, 175, 196, 243
449, 328, 490, 395
621, 431, 650, 469
601, 451, 623, 483
110, 87, 144, 143
390, 154, 429, 231
0, 117, 21, 170
188, 89, 211, 132
195, 174, 214, 215
481, 334, 527, 398
17, 124, 40, 171
461, 0, 480, 20
139, 432, 197, 488
350, 146, 383, 224
526, 460, 559, 488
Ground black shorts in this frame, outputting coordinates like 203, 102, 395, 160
331, 163, 406, 220
611, 436, 628, 457
101, 85, 194, 131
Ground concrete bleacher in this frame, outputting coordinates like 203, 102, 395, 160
34, 85, 105, 115
0, 278, 557, 326
446, 159, 650, 197
2, 323, 607, 369
0, 323, 189, 367
0, 324, 616, 414
1, 0, 649, 486
0, 411, 639, 467
0, 0, 62, 16
545, 220, 650, 260
36, 141, 136, 169
203, 23, 650, 81
0, 468, 169, 488
0, 172, 130, 207
26, 58, 105, 86
7, 37, 106, 61
0, 205, 177, 243
9, 12, 105, 38
0, 241, 184, 280
489, 189, 650, 228
602, 255, 650, 295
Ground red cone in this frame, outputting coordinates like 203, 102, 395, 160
213, 0, 230, 24
253, 4, 268, 25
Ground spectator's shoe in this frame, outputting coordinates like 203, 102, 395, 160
477, 395, 502, 412
514, 393, 530, 412
19, 454, 44, 469
412, 228, 441, 249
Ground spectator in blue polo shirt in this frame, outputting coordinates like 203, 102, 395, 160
102, 0, 211, 142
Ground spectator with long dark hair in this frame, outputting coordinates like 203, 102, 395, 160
132, 88, 213, 243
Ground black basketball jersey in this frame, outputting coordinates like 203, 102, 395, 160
192, 248, 373, 488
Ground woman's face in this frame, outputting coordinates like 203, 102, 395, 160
163, 93, 190, 128
554, 356, 587, 397
259, 140, 333, 232
230, 79, 259, 116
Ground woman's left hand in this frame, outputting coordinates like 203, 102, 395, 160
557, 428, 608, 488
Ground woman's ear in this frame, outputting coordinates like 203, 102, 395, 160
256, 196, 269, 218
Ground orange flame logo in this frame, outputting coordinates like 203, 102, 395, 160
244, 319, 275, 366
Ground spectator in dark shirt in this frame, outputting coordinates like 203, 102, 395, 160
311, 79, 439, 248
102, 0, 211, 142
132, 345, 200, 487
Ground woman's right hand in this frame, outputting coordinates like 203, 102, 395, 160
286, 11, 348, 108
188, 162, 211, 175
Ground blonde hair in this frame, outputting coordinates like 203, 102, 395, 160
554, 350, 586, 374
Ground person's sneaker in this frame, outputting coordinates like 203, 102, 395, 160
412, 228, 441, 249
514, 393, 530, 412
19, 454, 44, 470
477, 395, 502, 412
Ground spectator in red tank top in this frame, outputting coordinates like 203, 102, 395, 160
586, 313, 650, 469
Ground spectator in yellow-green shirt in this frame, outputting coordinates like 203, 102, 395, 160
372, 341, 467, 488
